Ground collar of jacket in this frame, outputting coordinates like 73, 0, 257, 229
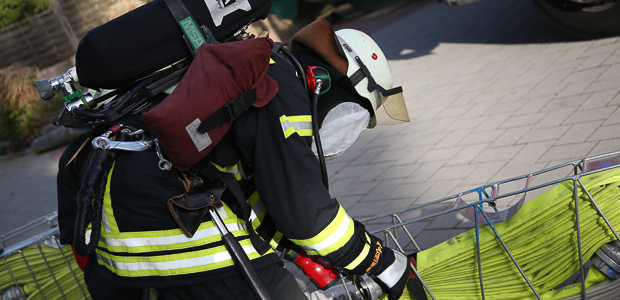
290, 18, 348, 76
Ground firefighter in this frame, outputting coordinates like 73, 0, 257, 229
56, 19, 411, 300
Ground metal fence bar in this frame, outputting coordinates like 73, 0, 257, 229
394, 214, 421, 252
577, 178, 620, 242
475, 204, 485, 300
19, 249, 47, 300
341, 273, 354, 300
361, 151, 620, 227
53, 238, 89, 299
3, 255, 26, 297
478, 207, 542, 300
37, 243, 67, 300
0, 212, 57, 246
573, 180, 587, 300
385, 230, 436, 300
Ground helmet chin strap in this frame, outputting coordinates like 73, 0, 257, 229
336, 36, 403, 109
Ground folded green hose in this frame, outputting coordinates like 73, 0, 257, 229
398, 167, 620, 300
0, 244, 91, 300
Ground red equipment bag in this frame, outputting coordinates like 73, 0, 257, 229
75, 0, 273, 89
143, 37, 279, 171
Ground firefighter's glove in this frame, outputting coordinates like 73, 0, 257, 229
366, 238, 409, 300
74, 147, 120, 256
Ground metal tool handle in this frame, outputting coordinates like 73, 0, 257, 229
209, 209, 273, 300
33, 80, 56, 100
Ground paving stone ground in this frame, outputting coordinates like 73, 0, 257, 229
326, 0, 620, 254
1, 0, 620, 296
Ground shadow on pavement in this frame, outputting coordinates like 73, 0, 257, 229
365, 0, 580, 61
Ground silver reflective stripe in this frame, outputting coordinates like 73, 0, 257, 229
302, 211, 352, 253
102, 210, 112, 233
101, 222, 244, 248
101, 207, 233, 249
214, 163, 240, 176
97, 244, 259, 272
215, 206, 229, 219
281, 119, 312, 133
280, 115, 313, 138
249, 209, 258, 224
376, 250, 408, 288
251, 199, 265, 219
224, 165, 240, 176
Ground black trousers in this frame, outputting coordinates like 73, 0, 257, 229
157, 262, 308, 300
84, 258, 307, 300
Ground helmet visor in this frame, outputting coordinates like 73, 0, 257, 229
374, 89, 410, 125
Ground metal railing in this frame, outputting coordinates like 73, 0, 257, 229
348, 150, 620, 300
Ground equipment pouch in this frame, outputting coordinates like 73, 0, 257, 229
168, 177, 226, 238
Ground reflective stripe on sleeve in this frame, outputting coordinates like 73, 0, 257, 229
344, 233, 372, 270
376, 250, 408, 288
280, 115, 312, 138
290, 205, 355, 256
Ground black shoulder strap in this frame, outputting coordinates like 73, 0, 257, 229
271, 42, 307, 92
197, 88, 257, 133
163, 0, 217, 56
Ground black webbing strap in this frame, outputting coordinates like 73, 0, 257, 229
271, 42, 283, 54
271, 42, 307, 92
197, 89, 257, 133
163, 0, 216, 56
349, 68, 364, 86
350, 57, 403, 97
197, 163, 271, 255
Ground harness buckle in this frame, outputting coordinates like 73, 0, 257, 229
223, 89, 257, 122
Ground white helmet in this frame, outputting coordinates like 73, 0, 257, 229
334, 29, 410, 128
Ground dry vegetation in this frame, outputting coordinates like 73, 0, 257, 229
0, 63, 59, 150
0, 64, 40, 108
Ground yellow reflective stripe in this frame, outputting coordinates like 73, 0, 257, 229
246, 191, 260, 206
345, 243, 370, 270
211, 162, 241, 180
269, 231, 284, 249
99, 206, 242, 253
100, 205, 236, 240
269, 58, 275, 64
246, 191, 263, 229
97, 238, 274, 277
344, 233, 372, 270
245, 191, 284, 250
99, 235, 249, 263
279, 115, 313, 138
103, 163, 119, 233
99, 222, 247, 253
286, 115, 312, 123
290, 206, 355, 256
250, 199, 267, 228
